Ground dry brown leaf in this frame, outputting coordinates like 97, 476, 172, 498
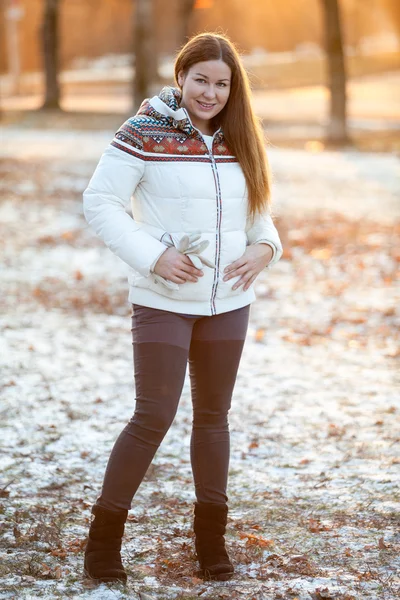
314, 587, 333, 599
308, 518, 331, 533
239, 532, 274, 547
310, 248, 332, 260
54, 566, 62, 579
254, 328, 265, 342
50, 549, 67, 559
289, 554, 309, 563
378, 536, 387, 549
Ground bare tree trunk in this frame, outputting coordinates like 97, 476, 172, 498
41, 0, 61, 110
177, 0, 195, 48
320, 0, 349, 145
133, 0, 158, 112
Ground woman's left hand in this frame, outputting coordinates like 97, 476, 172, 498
223, 244, 273, 291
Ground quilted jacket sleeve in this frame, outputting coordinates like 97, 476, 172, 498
245, 210, 283, 268
82, 120, 167, 277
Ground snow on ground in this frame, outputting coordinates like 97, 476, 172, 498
0, 128, 399, 599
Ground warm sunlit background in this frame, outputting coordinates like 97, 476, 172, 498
1, 0, 399, 149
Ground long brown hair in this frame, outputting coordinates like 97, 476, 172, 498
174, 32, 271, 220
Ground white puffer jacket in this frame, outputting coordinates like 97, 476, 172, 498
83, 86, 283, 316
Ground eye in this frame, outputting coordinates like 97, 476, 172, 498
195, 78, 206, 83
217, 82, 228, 87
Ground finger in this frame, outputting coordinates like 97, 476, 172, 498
224, 257, 247, 274
232, 271, 255, 291
169, 275, 186, 284
179, 263, 203, 278
175, 269, 198, 283
167, 269, 186, 283
223, 263, 249, 281
181, 256, 204, 276
243, 273, 257, 291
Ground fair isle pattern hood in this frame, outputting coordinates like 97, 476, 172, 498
113, 86, 231, 160
83, 86, 283, 316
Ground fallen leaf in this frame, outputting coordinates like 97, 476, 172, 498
378, 536, 387, 549
139, 593, 155, 600
239, 532, 274, 547
289, 554, 309, 563
54, 566, 62, 579
314, 587, 333, 599
50, 549, 67, 559
310, 248, 332, 260
255, 327, 265, 342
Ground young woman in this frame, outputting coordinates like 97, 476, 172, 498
82, 32, 282, 583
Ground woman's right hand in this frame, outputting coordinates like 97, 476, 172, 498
153, 247, 204, 284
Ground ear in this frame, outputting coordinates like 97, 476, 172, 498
177, 70, 185, 88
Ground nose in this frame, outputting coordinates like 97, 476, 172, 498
203, 84, 216, 100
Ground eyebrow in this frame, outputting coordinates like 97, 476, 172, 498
194, 72, 230, 82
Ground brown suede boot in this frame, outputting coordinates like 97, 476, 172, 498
193, 502, 234, 581
83, 504, 128, 583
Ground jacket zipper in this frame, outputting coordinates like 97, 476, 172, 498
181, 110, 223, 315
208, 148, 222, 315
199, 130, 222, 315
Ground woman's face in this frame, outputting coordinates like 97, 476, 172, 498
177, 60, 232, 135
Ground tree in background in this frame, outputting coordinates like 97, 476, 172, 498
41, 0, 61, 110
177, 0, 196, 48
133, 0, 158, 112
320, 0, 349, 145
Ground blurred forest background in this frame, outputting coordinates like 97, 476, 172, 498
1, 0, 400, 148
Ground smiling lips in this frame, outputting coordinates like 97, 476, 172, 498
197, 100, 216, 110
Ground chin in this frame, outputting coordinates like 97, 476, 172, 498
195, 109, 218, 120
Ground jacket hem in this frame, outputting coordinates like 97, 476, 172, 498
128, 286, 256, 316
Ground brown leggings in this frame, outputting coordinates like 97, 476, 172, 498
96, 303, 250, 511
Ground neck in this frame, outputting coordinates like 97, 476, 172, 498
190, 117, 213, 137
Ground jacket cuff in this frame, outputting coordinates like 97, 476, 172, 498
252, 240, 280, 268
149, 247, 168, 273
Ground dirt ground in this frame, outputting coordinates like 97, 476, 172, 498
0, 121, 399, 599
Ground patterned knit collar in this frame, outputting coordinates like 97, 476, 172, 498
137, 86, 224, 143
